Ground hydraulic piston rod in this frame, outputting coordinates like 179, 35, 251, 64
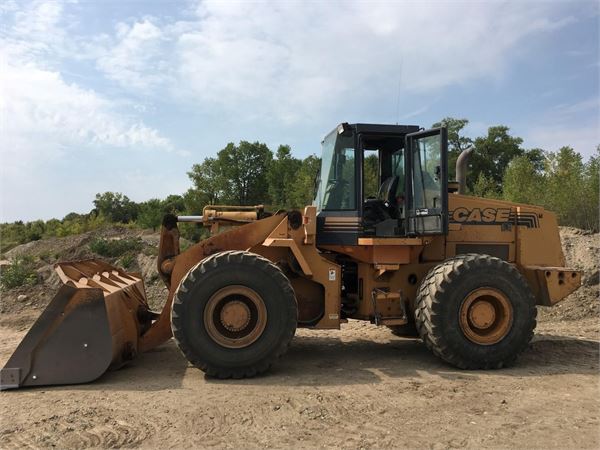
177, 216, 203, 223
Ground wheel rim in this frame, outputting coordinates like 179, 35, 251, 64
459, 288, 513, 345
204, 285, 267, 349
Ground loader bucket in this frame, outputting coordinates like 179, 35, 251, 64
0, 260, 153, 390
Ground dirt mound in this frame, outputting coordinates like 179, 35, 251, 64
3, 226, 157, 262
537, 227, 599, 321
560, 227, 600, 282
0, 227, 169, 316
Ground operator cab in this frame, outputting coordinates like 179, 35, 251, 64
314, 123, 448, 245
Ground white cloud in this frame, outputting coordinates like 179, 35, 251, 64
85, 1, 577, 125
526, 125, 599, 158
0, 59, 177, 203
96, 19, 172, 91
523, 97, 599, 157
0, 1, 183, 221
550, 98, 599, 117
0, 59, 182, 221
0, 60, 175, 172
2, 0, 72, 65
0, 0, 591, 221
3, 63, 169, 143
1, 0, 177, 164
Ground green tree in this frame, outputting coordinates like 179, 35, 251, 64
25, 220, 45, 241
216, 141, 273, 205
44, 218, 62, 237
93, 192, 138, 223
187, 157, 223, 205
162, 194, 186, 215
182, 188, 209, 215
469, 126, 524, 194
288, 155, 321, 208
432, 117, 472, 180
583, 146, 600, 231
0, 221, 27, 253
137, 198, 163, 231
267, 145, 302, 209
544, 146, 597, 230
364, 153, 379, 198
472, 173, 501, 199
523, 148, 546, 173
503, 155, 546, 205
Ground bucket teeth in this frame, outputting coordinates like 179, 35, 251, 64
55, 260, 142, 293
1, 259, 153, 390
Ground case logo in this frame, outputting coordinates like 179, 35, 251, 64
450, 207, 511, 224
449, 208, 539, 228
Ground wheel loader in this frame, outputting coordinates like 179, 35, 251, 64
1, 123, 582, 389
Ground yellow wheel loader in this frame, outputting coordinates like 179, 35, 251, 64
1, 123, 582, 389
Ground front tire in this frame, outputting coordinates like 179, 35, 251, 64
415, 254, 536, 369
171, 250, 297, 378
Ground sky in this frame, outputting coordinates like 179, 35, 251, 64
0, 0, 598, 222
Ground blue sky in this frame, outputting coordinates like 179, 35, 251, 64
1, 0, 598, 222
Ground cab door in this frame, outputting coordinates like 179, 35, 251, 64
405, 127, 448, 236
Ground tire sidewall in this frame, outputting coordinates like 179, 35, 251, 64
175, 254, 296, 369
424, 258, 535, 365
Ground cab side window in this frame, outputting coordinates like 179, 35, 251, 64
412, 134, 442, 211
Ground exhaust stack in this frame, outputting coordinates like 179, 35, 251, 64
456, 147, 474, 195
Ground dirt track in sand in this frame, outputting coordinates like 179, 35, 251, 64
0, 316, 598, 449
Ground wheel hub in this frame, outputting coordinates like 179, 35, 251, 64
459, 288, 513, 345
468, 300, 496, 329
220, 300, 251, 332
204, 285, 267, 349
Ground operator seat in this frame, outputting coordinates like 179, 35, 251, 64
363, 176, 399, 227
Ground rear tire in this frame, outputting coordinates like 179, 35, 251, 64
415, 254, 536, 369
171, 251, 297, 378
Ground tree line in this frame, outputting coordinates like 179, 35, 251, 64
1, 117, 597, 253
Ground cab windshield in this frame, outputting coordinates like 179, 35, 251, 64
315, 129, 356, 211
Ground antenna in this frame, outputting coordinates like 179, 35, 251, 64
395, 56, 403, 125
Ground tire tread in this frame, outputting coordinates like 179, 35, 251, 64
415, 254, 537, 369
171, 250, 297, 379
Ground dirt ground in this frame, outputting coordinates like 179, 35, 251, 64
0, 228, 598, 449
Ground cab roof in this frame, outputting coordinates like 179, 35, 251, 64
350, 123, 420, 136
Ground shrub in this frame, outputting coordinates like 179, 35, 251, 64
0, 256, 37, 290
120, 254, 135, 269
89, 237, 143, 257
